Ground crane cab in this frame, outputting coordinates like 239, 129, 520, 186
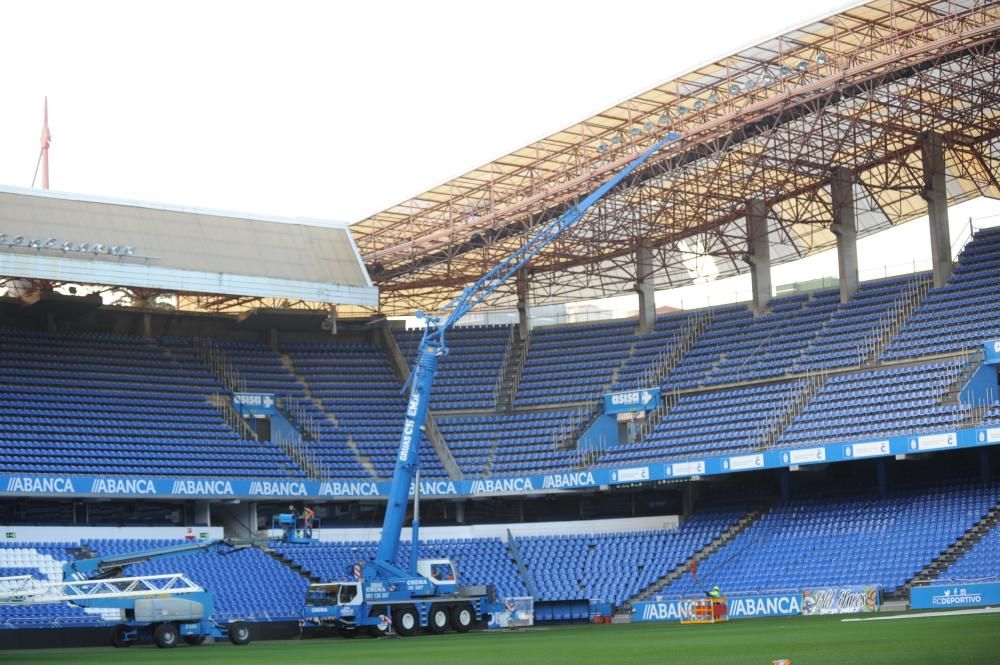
416, 559, 458, 590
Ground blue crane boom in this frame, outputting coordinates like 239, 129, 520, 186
372, 131, 681, 575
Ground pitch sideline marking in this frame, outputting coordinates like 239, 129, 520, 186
841, 607, 1000, 622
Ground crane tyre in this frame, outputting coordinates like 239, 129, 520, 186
153, 623, 179, 649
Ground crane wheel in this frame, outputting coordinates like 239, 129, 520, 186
450, 604, 474, 633
427, 606, 449, 634
392, 606, 418, 637
153, 623, 179, 649
228, 621, 251, 645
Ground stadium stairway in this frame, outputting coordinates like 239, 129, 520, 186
901, 497, 1000, 596
257, 543, 322, 585
496, 329, 524, 412
277, 350, 379, 478
620, 502, 772, 615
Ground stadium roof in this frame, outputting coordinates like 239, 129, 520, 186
0, 186, 376, 309
354, 0, 1000, 316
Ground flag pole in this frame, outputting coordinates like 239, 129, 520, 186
40, 97, 51, 190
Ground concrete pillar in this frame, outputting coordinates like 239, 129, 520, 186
921, 132, 953, 288
194, 501, 211, 526
779, 470, 790, 504
877, 461, 887, 497
830, 167, 859, 303
516, 270, 530, 342
635, 245, 656, 334
455, 501, 465, 524
746, 199, 772, 315
981, 449, 991, 485
142, 312, 153, 338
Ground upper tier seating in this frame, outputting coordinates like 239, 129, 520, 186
394, 325, 512, 410
778, 360, 967, 447
161, 337, 369, 478
0, 328, 302, 478
660, 482, 1000, 597
515, 320, 637, 407
611, 312, 698, 392
283, 343, 447, 479
883, 226, 1000, 359
596, 381, 809, 466
437, 411, 588, 476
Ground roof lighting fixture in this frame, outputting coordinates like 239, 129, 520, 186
123, 246, 135, 256
707, 92, 719, 104
630, 127, 640, 137
13, 235, 24, 246
62, 241, 75, 252
816, 52, 827, 66
44, 238, 57, 249
596, 143, 608, 154
693, 100, 704, 112
78, 242, 89, 252
677, 106, 688, 116
729, 84, 741, 95
643, 121, 654, 132
611, 135, 621, 145
762, 72, 775, 85
28, 239, 41, 249
797, 61, 808, 72
659, 113, 670, 124
744, 79, 756, 90
93, 243, 105, 254
780, 65, 792, 76
0, 234, 6, 244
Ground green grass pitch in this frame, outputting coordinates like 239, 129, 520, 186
2, 613, 999, 665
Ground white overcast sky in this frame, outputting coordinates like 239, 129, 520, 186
1, 0, 864, 224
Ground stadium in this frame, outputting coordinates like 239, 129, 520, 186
2, 1, 1000, 663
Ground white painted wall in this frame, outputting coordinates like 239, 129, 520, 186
0, 525, 225, 544
268, 515, 679, 543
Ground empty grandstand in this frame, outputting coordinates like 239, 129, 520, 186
2, 0, 1000, 655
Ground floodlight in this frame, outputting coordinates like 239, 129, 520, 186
78, 242, 90, 252
677, 106, 688, 116
13, 235, 24, 246
643, 121, 654, 132
707, 93, 719, 104
44, 238, 57, 249
124, 246, 135, 256
0, 234, 7, 244
62, 241, 75, 252
744, 79, 755, 90
780, 65, 792, 76
729, 84, 741, 95
816, 52, 827, 65
93, 243, 105, 254
611, 135, 621, 145
762, 72, 775, 85
659, 114, 670, 124
28, 239, 40, 249
596, 143, 607, 153
693, 101, 704, 111
797, 61, 808, 72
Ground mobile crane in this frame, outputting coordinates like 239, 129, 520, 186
0, 539, 253, 648
302, 130, 681, 637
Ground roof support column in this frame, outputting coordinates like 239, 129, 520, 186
516, 269, 531, 342
635, 244, 656, 334
921, 131, 952, 288
746, 199, 772, 316
831, 167, 859, 304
